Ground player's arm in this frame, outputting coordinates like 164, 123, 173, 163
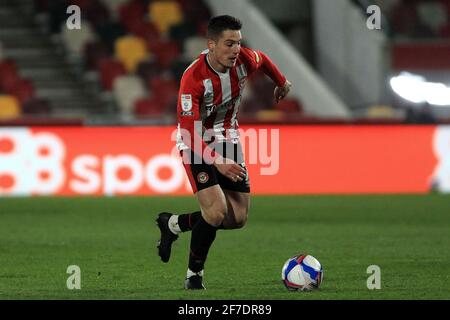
177, 80, 216, 162
241, 47, 292, 103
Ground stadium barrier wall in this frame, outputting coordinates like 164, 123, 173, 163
0, 125, 448, 196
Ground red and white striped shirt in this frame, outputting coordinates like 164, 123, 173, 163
176, 46, 286, 158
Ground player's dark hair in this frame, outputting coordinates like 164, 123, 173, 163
207, 15, 242, 40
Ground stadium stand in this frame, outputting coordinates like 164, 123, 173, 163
380, 0, 450, 122
0, 0, 307, 124
0, 0, 109, 121
0, 95, 21, 120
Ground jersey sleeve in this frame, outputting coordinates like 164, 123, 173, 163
240, 46, 286, 87
177, 73, 218, 162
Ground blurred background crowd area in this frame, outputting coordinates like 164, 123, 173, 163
0, 0, 449, 126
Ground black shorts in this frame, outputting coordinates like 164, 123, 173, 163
181, 142, 250, 194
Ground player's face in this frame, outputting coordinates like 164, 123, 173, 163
208, 30, 242, 71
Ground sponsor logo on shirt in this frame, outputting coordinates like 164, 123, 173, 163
206, 95, 242, 113
181, 94, 192, 111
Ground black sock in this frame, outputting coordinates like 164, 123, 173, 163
188, 215, 218, 273
178, 211, 201, 232
179, 211, 225, 232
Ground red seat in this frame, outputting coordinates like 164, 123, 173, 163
128, 20, 160, 42
0, 60, 19, 91
390, 2, 419, 36
148, 76, 179, 108
83, 0, 110, 29
8, 79, 35, 104
134, 96, 166, 116
84, 41, 111, 70
196, 20, 209, 37
118, 0, 147, 32
97, 58, 126, 91
178, 0, 211, 24
23, 98, 51, 114
147, 40, 181, 69
439, 23, 450, 38
136, 60, 161, 83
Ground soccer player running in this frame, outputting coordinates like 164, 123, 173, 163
156, 15, 292, 289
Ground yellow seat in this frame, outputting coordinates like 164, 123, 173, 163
0, 95, 21, 120
115, 36, 149, 73
256, 110, 285, 121
367, 105, 395, 119
149, 1, 183, 34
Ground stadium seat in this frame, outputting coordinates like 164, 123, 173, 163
149, 1, 184, 35
134, 96, 166, 116
366, 105, 396, 119
81, 0, 111, 30
84, 41, 111, 71
239, 96, 260, 113
148, 76, 179, 109
136, 60, 161, 84
7, 79, 35, 105
0, 60, 18, 77
177, 0, 211, 24
184, 36, 206, 60
170, 59, 191, 83
439, 23, 450, 38
196, 20, 209, 37
61, 20, 96, 56
256, 110, 286, 121
99, 0, 129, 19
22, 98, 51, 115
33, 0, 49, 13
113, 75, 147, 114
127, 20, 160, 42
391, 2, 419, 36
0, 95, 21, 120
417, 1, 448, 34
115, 35, 149, 73
0, 60, 19, 92
169, 21, 198, 49
147, 40, 181, 69
97, 58, 127, 91
96, 22, 127, 52
247, 72, 276, 110
118, 0, 147, 32
47, 0, 70, 34
274, 98, 303, 114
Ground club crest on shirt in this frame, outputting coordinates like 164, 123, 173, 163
197, 172, 209, 184
181, 94, 192, 111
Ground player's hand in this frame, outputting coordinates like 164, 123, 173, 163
274, 80, 292, 103
213, 156, 246, 182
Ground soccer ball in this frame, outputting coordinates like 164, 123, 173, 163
281, 254, 323, 291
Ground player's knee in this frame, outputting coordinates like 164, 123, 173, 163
236, 217, 247, 229
234, 212, 248, 229
203, 201, 227, 226
208, 209, 227, 226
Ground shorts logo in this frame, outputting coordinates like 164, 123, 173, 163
197, 172, 209, 184
181, 94, 192, 111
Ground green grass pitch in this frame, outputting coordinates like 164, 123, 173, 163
0, 195, 449, 300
